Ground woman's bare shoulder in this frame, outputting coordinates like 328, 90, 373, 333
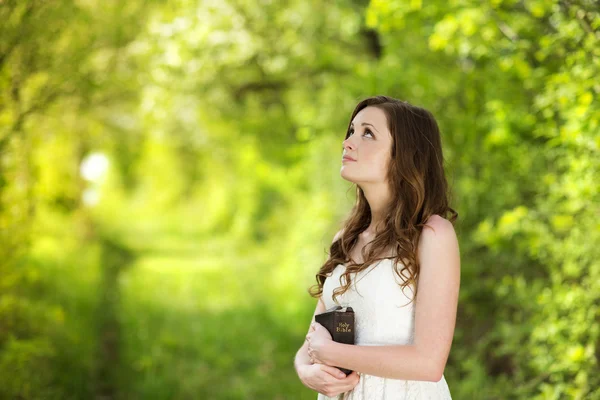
423, 214, 454, 236
332, 228, 345, 243
422, 214, 457, 246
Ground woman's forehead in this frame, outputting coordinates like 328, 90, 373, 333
352, 106, 387, 124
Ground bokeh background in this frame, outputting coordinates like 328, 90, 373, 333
1, 0, 599, 399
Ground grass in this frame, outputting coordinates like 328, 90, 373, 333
116, 232, 317, 399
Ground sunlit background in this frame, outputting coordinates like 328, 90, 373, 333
1, 1, 599, 399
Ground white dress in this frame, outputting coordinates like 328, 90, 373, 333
317, 258, 452, 400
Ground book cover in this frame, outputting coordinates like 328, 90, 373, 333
314, 305, 355, 375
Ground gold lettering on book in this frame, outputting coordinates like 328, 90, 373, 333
336, 322, 352, 333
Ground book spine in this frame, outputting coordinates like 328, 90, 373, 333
332, 313, 353, 375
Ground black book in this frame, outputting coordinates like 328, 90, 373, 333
314, 305, 355, 375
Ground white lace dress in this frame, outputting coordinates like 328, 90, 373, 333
317, 259, 453, 400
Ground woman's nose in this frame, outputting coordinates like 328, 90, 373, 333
343, 138, 354, 151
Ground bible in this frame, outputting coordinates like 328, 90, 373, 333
314, 305, 355, 375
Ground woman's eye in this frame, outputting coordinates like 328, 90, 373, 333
348, 128, 374, 138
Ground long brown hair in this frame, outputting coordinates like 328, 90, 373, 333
308, 95, 458, 305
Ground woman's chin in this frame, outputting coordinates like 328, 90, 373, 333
340, 171, 357, 183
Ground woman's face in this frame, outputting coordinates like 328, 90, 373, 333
341, 106, 392, 185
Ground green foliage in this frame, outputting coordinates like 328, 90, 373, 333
1, 0, 598, 398
364, 0, 599, 397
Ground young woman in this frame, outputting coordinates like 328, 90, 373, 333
294, 96, 460, 399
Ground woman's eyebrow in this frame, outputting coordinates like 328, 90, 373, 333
351, 122, 380, 134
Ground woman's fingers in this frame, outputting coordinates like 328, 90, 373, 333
308, 349, 314, 363
320, 365, 347, 379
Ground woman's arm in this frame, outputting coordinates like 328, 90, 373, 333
320, 216, 461, 381
295, 228, 343, 374
294, 297, 326, 374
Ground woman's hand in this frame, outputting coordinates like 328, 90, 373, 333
305, 322, 335, 365
297, 363, 360, 397
302, 322, 360, 396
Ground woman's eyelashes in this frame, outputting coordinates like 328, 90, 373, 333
348, 128, 374, 138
